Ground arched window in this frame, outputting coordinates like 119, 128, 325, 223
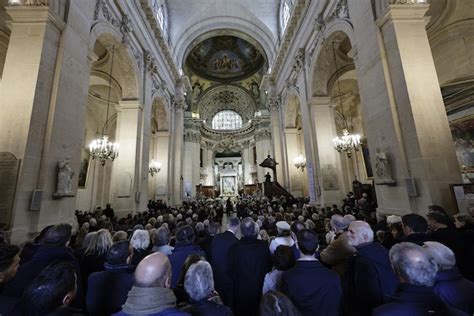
280, 0, 294, 35
212, 110, 243, 130
152, 0, 167, 34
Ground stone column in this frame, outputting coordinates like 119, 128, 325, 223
183, 114, 201, 198
284, 128, 304, 196
309, 97, 346, 206
348, 0, 462, 214
268, 97, 286, 185
241, 140, 252, 185
255, 120, 273, 183
0, 3, 95, 243
154, 131, 170, 201
171, 99, 186, 205
111, 101, 143, 213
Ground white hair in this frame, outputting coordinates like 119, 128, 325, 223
387, 215, 402, 225
423, 241, 456, 271
350, 221, 374, 243
130, 229, 150, 250
184, 261, 214, 302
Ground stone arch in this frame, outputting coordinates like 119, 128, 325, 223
151, 97, 169, 133
310, 29, 354, 98
89, 22, 141, 100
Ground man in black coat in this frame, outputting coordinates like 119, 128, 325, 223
228, 217, 271, 316
400, 214, 429, 245
0, 244, 21, 316
344, 221, 398, 316
4, 223, 84, 307
87, 241, 134, 315
281, 229, 342, 316
374, 242, 456, 316
210, 217, 239, 307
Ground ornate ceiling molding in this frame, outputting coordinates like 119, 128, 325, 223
197, 85, 257, 123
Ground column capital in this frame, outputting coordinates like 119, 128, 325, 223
115, 100, 143, 111
376, 3, 429, 27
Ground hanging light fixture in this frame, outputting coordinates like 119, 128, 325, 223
149, 159, 161, 177
330, 42, 361, 158
89, 46, 119, 166
293, 155, 307, 171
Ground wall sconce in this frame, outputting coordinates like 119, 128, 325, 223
293, 155, 306, 171
149, 159, 161, 177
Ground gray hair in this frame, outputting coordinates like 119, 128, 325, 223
184, 261, 214, 302
330, 215, 347, 232
130, 229, 150, 250
389, 242, 438, 287
241, 217, 257, 237
423, 241, 456, 271
153, 227, 171, 247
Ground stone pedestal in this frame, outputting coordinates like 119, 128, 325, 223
348, 0, 462, 214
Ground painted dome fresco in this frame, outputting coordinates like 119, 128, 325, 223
186, 35, 265, 82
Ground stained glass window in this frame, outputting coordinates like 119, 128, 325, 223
212, 110, 243, 130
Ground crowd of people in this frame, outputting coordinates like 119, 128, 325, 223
0, 193, 473, 316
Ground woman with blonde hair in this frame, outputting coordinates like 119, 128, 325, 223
80, 228, 112, 290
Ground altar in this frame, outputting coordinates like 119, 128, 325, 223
215, 158, 242, 197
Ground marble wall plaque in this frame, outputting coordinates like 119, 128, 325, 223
0, 152, 20, 230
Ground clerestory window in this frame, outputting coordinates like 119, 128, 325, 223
212, 110, 243, 130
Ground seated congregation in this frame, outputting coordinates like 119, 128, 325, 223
0, 196, 473, 316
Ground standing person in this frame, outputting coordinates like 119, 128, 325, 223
168, 225, 206, 288
103, 203, 115, 221
210, 217, 239, 308
87, 241, 135, 316
374, 243, 454, 315
228, 217, 272, 316
0, 244, 21, 315
281, 229, 342, 316
400, 214, 429, 245
344, 221, 398, 315
114, 252, 189, 316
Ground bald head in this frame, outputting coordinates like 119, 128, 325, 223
347, 221, 374, 247
134, 252, 171, 288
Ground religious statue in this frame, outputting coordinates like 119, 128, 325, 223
192, 80, 203, 99
54, 158, 75, 198
375, 148, 395, 185
248, 79, 260, 98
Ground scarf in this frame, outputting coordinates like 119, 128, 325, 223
122, 286, 177, 315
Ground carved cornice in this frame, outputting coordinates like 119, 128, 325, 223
255, 128, 272, 142
184, 130, 201, 143
173, 98, 187, 113
138, 0, 179, 80
267, 97, 280, 111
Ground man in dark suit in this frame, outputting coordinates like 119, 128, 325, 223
0, 244, 20, 316
344, 221, 398, 315
401, 214, 429, 245
281, 229, 342, 316
87, 241, 134, 315
210, 217, 239, 307
228, 217, 271, 316
4, 224, 84, 307
374, 242, 455, 316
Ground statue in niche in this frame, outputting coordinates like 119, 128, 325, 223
54, 158, 75, 198
248, 79, 260, 98
375, 148, 395, 185
25, 0, 49, 5
192, 80, 203, 99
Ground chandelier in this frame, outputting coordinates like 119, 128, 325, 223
89, 45, 119, 166
333, 129, 361, 158
293, 155, 307, 171
331, 42, 361, 158
149, 159, 162, 177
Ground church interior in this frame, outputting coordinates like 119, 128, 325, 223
0, 0, 474, 315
